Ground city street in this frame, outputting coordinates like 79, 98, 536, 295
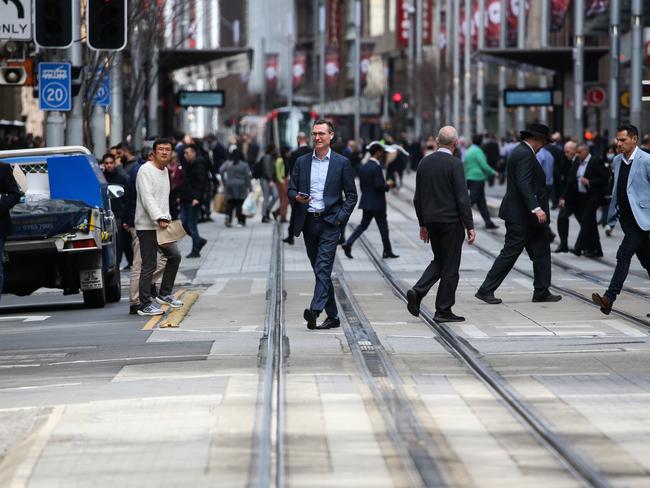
0, 174, 648, 486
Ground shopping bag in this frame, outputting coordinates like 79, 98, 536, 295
156, 220, 187, 245
242, 192, 257, 217
213, 192, 227, 214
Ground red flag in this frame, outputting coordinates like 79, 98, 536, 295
292, 50, 307, 89
507, 0, 529, 47
422, 0, 433, 45
325, 48, 339, 87
328, 0, 341, 47
396, 0, 410, 48
551, 0, 571, 31
265, 53, 279, 93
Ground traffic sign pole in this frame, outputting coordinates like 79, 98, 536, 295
66, 0, 84, 146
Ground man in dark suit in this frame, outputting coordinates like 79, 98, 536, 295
342, 142, 398, 259
0, 161, 22, 301
406, 126, 476, 323
284, 132, 311, 245
476, 123, 562, 304
554, 141, 580, 252
288, 119, 357, 330
572, 143, 609, 257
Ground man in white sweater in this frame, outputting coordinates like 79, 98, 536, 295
135, 138, 183, 316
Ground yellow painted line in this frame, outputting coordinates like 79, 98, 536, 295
158, 292, 199, 329
141, 288, 187, 330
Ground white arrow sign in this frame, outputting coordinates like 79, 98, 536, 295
0, 0, 32, 40
0, 316, 51, 322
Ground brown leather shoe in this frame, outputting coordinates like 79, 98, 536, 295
592, 293, 612, 315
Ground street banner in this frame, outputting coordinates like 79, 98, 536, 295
422, 0, 433, 45
396, 0, 409, 48
506, 0, 529, 47
550, 0, 570, 31
292, 49, 307, 89
438, 11, 447, 68
265, 53, 279, 94
325, 47, 339, 88
485, 0, 501, 47
360, 43, 374, 85
327, 0, 341, 47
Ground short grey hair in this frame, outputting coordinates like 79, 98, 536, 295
437, 126, 459, 146
576, 143, 590, 152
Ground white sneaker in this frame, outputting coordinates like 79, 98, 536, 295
137, 303, 164, 316
156, 295, 183, 308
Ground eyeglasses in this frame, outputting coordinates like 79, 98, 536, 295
311, 132, 330, 138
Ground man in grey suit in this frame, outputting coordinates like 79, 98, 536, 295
592, 124, 650, 314
475, 123, 562, 304
406, 126, 476, 323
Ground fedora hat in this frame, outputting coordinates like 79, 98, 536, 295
520, 123, 552, 142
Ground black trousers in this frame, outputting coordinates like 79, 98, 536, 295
575, 194, 603, 253
137, 230, 181, 306
479, 222, 552, 296
557, 194, 586, 249
412, 222, 465, 313
345, 210, 393, 254
467, 180, 494, 226
605, 215, 650, 303
226, 198, 245, 225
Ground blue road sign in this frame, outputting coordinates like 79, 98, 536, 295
93, 71, 111, 107
39, 62, 71, 111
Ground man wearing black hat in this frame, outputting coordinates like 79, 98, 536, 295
342, 142, 398, 259
475, 123, 562, 304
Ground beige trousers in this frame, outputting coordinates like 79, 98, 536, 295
128, 227, 167, 305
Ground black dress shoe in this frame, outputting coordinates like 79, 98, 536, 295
383, 252, 399, 258
554, 246, 569, 253
583, 250, 604, 258
434, 311, 465, 322
283, 237, 294, 245
198, 238, 207, 251
303, 308, 319, 330
592, 293, 612, 315
532, 292, 562, 303
474, 290, 502, 304
342, 243, 353, 259
406, 289, 420, 317
570, 248, 582, 256
315, 317, 341, 329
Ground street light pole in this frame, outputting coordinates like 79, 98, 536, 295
539, 0, 549, 125
498, 0, 507, 138
415, 0, 423, 139
319, 0, 326, 118
109, 52, 123, 146
452, 0, 460, 130
608, 0, 620, 139
433, 0, 441, 129
630, 0, 643, 132
516, 0, 526, 131
464, 0, 472, 141
476, 0, 485, 135
288, 11, 295, 108
574, 0, 584, 139
65, 0, 83, 146
353, 0, 361, 140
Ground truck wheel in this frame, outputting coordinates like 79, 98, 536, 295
83, 287, 106, 308
106, 267, 121, 303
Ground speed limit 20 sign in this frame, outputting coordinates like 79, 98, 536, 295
38, 62, 72, 111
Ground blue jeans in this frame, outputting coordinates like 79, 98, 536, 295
180, 203, 202, 252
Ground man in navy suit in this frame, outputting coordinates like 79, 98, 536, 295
288, 119, 358, 330
342, 142, 398, 259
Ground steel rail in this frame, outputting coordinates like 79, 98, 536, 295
355, 232, 612, 488
255, 222, 286, 488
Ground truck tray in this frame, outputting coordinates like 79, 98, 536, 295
9, 199, 92, 240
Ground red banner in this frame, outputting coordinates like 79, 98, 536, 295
328, 0, 341, 47
550, 0, 570, 31
360, 43, 374, 85
396, 0, 410, 48
292, 50, 307, 89
506, 0, 529, 47
325, 48, 339, 87
422, 0, 433, 45
265, 53, 279, 93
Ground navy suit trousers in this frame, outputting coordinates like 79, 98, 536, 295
303, 214, 340, 318
346, 210, 392, 254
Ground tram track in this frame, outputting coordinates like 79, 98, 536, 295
350, 231, 612, 488
390, 185, 650, 329
254, 222, 287, 488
